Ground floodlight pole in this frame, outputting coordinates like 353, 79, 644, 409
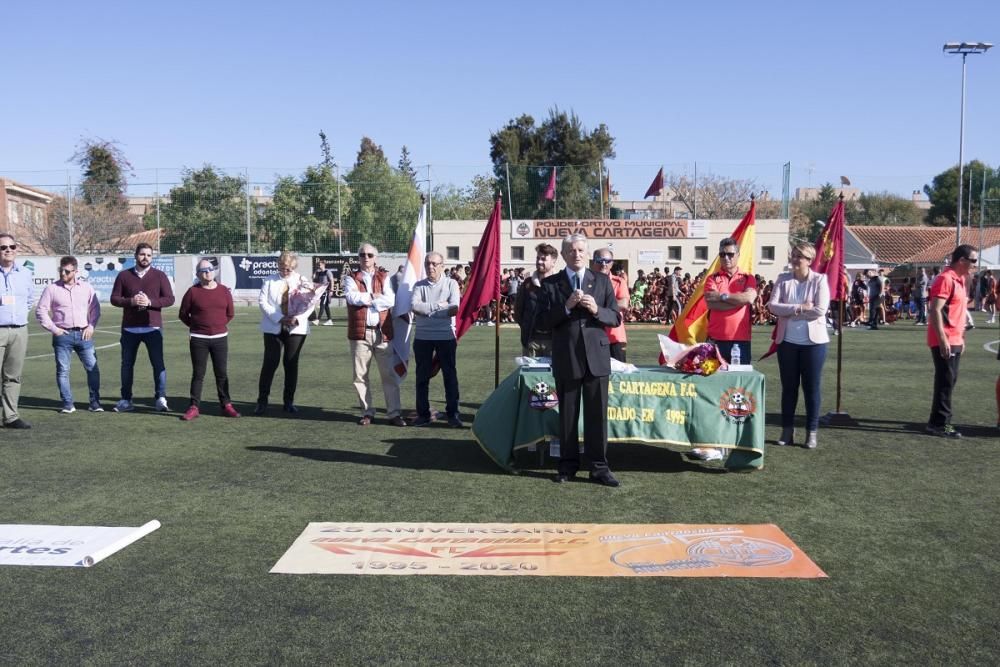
943, 42, 992, 246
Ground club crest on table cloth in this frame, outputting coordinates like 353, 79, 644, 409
719, 387, 756, 424
528, 381, 559, 410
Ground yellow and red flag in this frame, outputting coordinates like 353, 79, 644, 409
667, 199, 756, 347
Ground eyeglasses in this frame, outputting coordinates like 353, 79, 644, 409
594, 258, 614, 265
197, 267, 215, 273
359, 253, 376, 259
59, 268, 76, 274
965, 257, 978, 264
719, 252, 736, 258
791, 253, 811, 261
0, 244, 16, 251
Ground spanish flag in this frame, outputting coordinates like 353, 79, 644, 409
667, 199, 756, 346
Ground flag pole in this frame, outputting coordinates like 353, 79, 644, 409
495, 192, 503, 388
822, 194, 857, 427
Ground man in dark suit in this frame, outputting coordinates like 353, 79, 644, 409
541, 234, 622, 487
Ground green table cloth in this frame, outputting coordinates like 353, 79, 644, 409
473, 366, 766, 472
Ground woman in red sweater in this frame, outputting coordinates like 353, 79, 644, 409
177, 259, 240, 420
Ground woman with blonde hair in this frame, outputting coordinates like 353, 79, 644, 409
768, 242, 830, 449
254, 251, 323, 416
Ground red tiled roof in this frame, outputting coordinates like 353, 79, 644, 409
908, 227, 1000, 264
847, 225, 953, 264
113, 228, 164, 249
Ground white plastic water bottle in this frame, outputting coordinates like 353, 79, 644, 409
730, 344, 741, 366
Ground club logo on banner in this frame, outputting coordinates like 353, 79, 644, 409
719, 387, 756, 424
271, 523, 826, 578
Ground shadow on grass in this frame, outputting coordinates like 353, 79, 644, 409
765, 412, 928, 436
512, 442, 730, 476
246, 437, 504, 475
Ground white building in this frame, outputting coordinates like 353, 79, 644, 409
432, 217, 791, 282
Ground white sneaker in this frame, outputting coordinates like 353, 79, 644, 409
323, 320, 334, 326
155, 397, 169, 412
59, 405, 76, 414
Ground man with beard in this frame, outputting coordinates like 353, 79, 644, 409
110, 243, 175, 413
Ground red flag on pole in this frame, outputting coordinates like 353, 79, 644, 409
812, 198, 847, 299
644, 167, 664, 199
455, 196, 503, 340
543, 168, 556, 201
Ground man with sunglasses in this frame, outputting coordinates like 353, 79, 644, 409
925, 244, 978, 438
36, 256, 102, 413
344, 243, 404, 427
591, 247, 629, 362
110, 243, 175, 413
704, 238, 758, 364
0, 233, 33, 428
693, 238, 757, 461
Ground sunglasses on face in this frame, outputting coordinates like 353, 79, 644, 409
359, 253, 376, 259
964, 257, 979, 264
0, 244, 16, 251
197, 267, 215, 273
594, 258, 614, 265
719, 252, 736, 259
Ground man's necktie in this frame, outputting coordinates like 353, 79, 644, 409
573, 274, 581, 290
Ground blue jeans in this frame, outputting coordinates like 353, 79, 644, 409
777, 341, 827, 430
413, 338, 459, 419
120, 330, 166, 401
53, 331, 101, 406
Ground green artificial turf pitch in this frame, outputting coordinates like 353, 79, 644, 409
1, 308, 998, 664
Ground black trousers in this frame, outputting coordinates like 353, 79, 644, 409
609, 342, 626, 363
189, 336, 231, 408
556, 373, 610, 477
258, 332, 307, 404
318, 293, 332, 321
929, 346, 962, 427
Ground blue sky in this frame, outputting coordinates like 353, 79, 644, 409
3, 0, 999, 199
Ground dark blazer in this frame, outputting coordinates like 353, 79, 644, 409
540, 269, 620, 380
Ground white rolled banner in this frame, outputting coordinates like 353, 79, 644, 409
79, 520, 161, 567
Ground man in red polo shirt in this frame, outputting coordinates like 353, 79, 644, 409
688, 238, 757, 462
704, 237, 758, 364
591, 247, 629, 362
926, 244, 978, 439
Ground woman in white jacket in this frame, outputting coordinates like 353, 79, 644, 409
768, 242, 830, 449
254, 252, 322, 416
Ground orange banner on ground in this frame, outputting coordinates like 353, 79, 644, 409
270, 523, 826, 578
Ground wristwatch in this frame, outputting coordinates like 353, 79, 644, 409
721, 293, 729, 302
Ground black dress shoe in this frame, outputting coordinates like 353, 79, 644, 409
4, 418, 31, 429
283, 403, 299, 414
253, 402, 267, 416
590, 472, 621, 487
553, 473, 575, 484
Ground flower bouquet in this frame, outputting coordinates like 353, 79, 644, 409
286, 277, 324, 318
657, 335, 726, 376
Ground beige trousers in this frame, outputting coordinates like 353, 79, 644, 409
0, 326, 27, 424
350, 328, 401, 418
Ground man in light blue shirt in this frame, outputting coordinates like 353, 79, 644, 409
0, 233, 34, 428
